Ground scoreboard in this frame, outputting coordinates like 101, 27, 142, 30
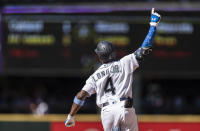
2, 14, 137, 76
1, 6, 200, 76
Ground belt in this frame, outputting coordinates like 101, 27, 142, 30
102, 97, 131, 107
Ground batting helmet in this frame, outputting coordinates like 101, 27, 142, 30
95, 41, 116, 63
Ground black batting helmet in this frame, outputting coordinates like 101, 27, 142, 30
95, 41, 116, 63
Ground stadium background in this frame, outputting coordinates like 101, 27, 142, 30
0, 0, 200, 131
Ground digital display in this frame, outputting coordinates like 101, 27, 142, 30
2, 12, 200, 76
142, 21, 200, 74
2, 15, 136, 75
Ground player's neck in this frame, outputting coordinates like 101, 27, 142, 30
99, 59, 104, 64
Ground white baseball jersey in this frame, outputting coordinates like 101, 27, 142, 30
82, 53, 139, 108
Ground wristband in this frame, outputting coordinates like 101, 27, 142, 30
67, 114, 73, 119
74, 96, 85, 106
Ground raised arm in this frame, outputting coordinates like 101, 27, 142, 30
134, 8, 161, 62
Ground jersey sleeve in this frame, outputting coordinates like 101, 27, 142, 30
120, 53, 139, 73
82, 76, 96, 96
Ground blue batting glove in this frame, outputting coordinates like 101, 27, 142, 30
150, 8, 161, 27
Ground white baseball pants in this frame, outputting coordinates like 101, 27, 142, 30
101, 102, 139, 131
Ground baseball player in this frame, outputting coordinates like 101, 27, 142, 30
65, 8, 161, 131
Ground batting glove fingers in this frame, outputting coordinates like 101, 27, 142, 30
150, 8, 161, 27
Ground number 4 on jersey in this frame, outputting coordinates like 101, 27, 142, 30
104, 77, 115, 95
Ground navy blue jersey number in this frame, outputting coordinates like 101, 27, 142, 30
104, 77, 115, 95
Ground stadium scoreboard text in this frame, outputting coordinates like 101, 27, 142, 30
2, 13, 200, 76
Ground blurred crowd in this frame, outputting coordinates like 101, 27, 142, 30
0, 76, 97, 114
140, 79, 200, 114
0, 76, 199, 114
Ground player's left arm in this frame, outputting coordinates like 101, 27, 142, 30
134, 8, 161, 62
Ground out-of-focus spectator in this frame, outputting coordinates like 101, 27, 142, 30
173, 95, 187, 114
141, 83, 165, 114
30, 99, 48, 116
0, 76, 97, 114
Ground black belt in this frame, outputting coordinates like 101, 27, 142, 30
102, 97, 131, 107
